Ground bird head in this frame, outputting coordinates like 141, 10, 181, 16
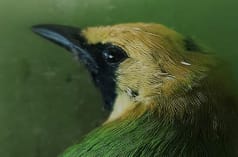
32, 23, 215, 122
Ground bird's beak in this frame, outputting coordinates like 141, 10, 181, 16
32, 24, 98, 73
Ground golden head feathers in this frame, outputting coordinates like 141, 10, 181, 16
33, 23, 216, 121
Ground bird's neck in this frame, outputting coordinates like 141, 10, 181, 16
61, 107, 234, 157
66, 80, 237, 156
61, 70, 238, 156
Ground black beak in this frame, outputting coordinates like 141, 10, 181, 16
32, 24, 98, 73
32, 24, 117, 111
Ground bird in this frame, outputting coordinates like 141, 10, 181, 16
32, 23, 238, 157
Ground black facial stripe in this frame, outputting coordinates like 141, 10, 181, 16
32, 25, 125, 111
84, 43, 127, 111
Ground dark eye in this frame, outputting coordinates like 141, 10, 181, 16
102, 46, 128, 64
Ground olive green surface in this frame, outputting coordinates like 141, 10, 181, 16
0, 0, 237, 156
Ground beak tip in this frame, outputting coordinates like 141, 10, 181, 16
31, 24, 49, 34
31, 25, 44, 37
31, 24, 85, 53
31, 26, 39, 34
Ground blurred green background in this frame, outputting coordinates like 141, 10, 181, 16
0, 0, 237, 156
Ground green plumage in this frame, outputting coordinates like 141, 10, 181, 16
60, 81, 237, 156
60, 113, 228, 157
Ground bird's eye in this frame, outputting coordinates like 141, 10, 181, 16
102, 46, 128, 64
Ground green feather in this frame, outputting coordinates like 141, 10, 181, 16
60, 73, 238, 157
60, 111, 232, 157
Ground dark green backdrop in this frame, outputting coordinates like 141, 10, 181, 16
0, 0, 237, 156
